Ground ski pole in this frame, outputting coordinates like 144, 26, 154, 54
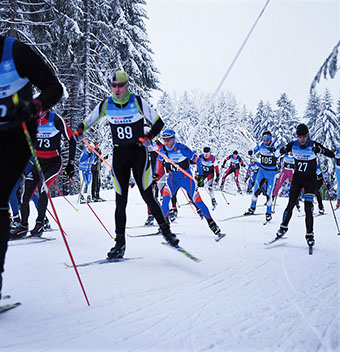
86, 202, 114, 239
45, 207, 69, 236
15, 96, 90, 306
180, 187, 198, 216
51, 183, 79, 212
76, 134, 113, 170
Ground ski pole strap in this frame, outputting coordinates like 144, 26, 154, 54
140, 138, 197, 183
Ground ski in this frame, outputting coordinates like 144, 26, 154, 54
0, 302, 21, 314
162, 242, 201, 263
215, 233, 226, 242
128, 232, 182, 238
126, 224, 157, 229
264, 236, 288, 246
221, 213, 265, 222
64, 257, 143, 268
297, 212, 327, 218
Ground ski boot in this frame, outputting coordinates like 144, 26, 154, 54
265, 213, 272, 222
276, 225, 288, 238
237, 188, 242, 194
107, 234, 126, 259
244, 207, 255, 216
305, 233, 315, 247
219, 183, 224, 191
43, 217, 51, 231
31, 221, 44, 237
318, 207, 325, 215
80, 195, 86, 204
144, 214, 154, 227
169, 209, 177, 222
159, 222, 179, 247
10, 215, 21, 234
10, 222, 28, 238
211, 198, 217, 210
87, 195, 92, 203
0, 273, 2, 300
207, 219, 221, 236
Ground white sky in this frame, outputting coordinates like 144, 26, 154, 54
145, 0, 340, 117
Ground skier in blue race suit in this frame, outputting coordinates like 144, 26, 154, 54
244, 131, 280, 222
154, 129, 223, 238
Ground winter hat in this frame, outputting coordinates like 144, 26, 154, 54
162, 129, 176, 139
203, 147, 211, 153
233, 150, 238, 155
112, 71, 129, 83
296, 123, 309, 136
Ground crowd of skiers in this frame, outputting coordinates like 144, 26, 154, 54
1, 35, 340, 301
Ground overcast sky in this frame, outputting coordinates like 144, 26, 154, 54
145, 0, 340, 117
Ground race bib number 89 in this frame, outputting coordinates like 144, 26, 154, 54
116, 126, 133, 140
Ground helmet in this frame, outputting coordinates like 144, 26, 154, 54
296, 123, 309, 136
162, 129, 176, 139
203, 147, 211, 153
233, 150, 238, 155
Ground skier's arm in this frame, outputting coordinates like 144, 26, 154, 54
313, 142, 335, 158
79, 99, 108, 133
54, 114, 76, 162
280, 141, 294, 155
138, 97, 164, 138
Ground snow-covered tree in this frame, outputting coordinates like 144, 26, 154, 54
312, 89, 339, 150
305, 90, 322, 132
273, 93, 299, 146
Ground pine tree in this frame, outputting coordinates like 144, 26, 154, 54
305, 90, 321, 132
273, 93, 299, 146
313, 89, 339, 149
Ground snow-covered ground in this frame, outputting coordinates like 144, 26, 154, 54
1, 187, 339, 352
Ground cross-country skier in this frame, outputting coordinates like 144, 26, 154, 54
274, 124, 334, 248
78, 146, 95, 203
11, 110, 76, 238
154, 129, 223, 238
220, 150, 246, 193
244, 158, 260, 194
244, 131, 280, 222
76, 71, 179, 259
335, 146, 340, 209
0, 35, 62, 298
272, 152, 295, 200
198, 147, 220, 209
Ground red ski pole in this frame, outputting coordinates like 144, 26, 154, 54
51, 183, 79, 212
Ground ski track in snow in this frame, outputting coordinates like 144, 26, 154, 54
1, 187, 339, 352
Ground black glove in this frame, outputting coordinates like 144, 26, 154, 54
268, 147, 276, 153
75, 123, 84, 139
152, 174, 159, 185
12, 99, 42, 122
65, 161, 75, 179
248, 150, 253, 156
325, 183, 331, 190
245, 176, 249, 182
196, 175, 205, 187
312, 145, 321, 154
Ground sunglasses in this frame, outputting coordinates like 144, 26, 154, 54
112, 82, 127, 88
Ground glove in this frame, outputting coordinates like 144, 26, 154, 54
196, 175, 205, 187
64, 161, 75, 179
312, 145, 321, 154
215, 175, 220, 183
140, 130, 154, 147
268, 147, 276, 153
242, 163, 246, 167
74, 123, 84, 139
12, 99, 42, 121
325, 183, 331, 190
152, 174, 159, 185
245, 176, 249, 182
248, 150, 253, 156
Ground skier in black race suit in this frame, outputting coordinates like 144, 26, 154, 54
76, 71, 179, 259
0, 36, 63, 298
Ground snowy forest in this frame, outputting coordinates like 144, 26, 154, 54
1, 0, 339, 194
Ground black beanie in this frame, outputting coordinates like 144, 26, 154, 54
296, 124, 309, 136
203, 147, 211, 153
